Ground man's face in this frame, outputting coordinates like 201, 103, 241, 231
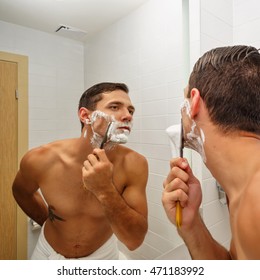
89, 90, 135, 148
95, 90, 135, 124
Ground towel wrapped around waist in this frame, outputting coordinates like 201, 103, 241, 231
30, 223, 119, 260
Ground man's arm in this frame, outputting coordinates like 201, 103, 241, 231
12, 150, 49, 226
178, 214, 231, 259
82, 148, 148, 250
162, 157, 231, 259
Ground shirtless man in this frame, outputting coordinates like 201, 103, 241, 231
12, 82, 148, 259
162, 45, 260, 259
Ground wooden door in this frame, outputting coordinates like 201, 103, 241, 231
0, 60, 18, 259
0, 52, 28, 260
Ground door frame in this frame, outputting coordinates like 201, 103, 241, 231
0, 51, 28, 259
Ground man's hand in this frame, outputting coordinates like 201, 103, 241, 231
82, 148, 114, 197
162, 157, 202, 230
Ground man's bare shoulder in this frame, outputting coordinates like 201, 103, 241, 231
236, 170, 260, 259
20, 139, 78, 171
115, 145, 148, 181
117, 145, 148, 165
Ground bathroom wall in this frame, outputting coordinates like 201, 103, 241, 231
0, 20, 85, 257
233, 0, 260, 46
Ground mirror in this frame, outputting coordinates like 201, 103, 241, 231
1, 0, 256, 260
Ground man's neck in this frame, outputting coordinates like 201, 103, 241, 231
203, 129, 260, 200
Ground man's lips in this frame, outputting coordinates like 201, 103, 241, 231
118, 126, 131, 132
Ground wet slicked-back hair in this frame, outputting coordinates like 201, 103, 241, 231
78, 82, 129, 130
188, 45, 260, 134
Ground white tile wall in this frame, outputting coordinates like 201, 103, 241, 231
200, 0, 233, 53
233, 0, 260, 46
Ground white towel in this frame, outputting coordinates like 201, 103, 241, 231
30, 223, 119, 260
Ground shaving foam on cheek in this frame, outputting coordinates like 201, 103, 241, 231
108, 121, 131, 144
89, 110, 111, 148
89, 110, 132, 149
90, 110, 111, 123
181, 99, 207, 162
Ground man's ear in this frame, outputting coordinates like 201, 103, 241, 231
78, 107, 91, 124
190, 88, 201, 118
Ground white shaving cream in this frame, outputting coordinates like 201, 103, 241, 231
107, 121, 130, 144
89, 110, 132, 149
181, 99, 206, 162
90, 110, 111, 123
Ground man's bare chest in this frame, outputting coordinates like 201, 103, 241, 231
38, 160, 127, 217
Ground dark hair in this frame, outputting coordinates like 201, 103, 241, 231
78, 82, 129, 129
188, 45, 260, 134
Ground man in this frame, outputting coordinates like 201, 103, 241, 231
12, 82, 148, 259
162, 45, 260, 259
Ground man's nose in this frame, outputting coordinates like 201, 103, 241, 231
121, 109, 133, 122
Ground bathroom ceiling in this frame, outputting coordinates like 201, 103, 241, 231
0, 0, 149, 41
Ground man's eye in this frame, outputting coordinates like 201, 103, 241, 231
110, 105, 118, 110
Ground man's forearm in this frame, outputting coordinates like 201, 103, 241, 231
96, 189, 148, 250
179, 214, 231, 260
13, 190, 48, 226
